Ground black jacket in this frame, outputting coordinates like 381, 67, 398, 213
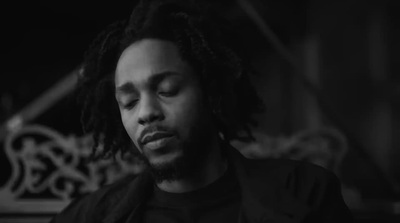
50, 147, 353, 223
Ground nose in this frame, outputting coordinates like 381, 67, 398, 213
137, 94, 164, 125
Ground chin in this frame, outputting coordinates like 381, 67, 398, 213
146, 148, 197, 183
148, 149, 183, 167
143, 134, 210, 182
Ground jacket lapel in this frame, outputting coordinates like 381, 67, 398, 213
101, 171, 153, 223
226, 145, 312, 223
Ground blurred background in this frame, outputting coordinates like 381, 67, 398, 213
0, 0, 399, 222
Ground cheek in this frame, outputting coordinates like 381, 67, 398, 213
120, 111, 141, 151
168, 89, 206, 134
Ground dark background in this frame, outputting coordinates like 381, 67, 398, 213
1, 0, 399, 222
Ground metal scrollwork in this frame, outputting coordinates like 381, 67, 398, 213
0, 125, 144, 213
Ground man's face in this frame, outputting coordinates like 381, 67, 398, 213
115, 38, 213, 179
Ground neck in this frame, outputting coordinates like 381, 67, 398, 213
156, 139, 227, 193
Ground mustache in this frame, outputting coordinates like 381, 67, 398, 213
139, 126, 174, 145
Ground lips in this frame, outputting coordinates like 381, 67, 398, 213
141, 132, 174, 145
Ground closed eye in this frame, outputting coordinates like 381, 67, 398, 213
122, 99, 138, 110
158, 89, 179, 97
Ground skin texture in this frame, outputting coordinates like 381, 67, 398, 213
115, 38, 226, 192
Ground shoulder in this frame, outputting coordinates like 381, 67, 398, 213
242, 157, 336, 184
229, 144, 340, 196
50, 174, 139, 223
245, 158, 341, 200
275, 159, 340, 204
275, 158, 339, 190
241, 158, 353, 221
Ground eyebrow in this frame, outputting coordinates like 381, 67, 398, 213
115, 71, 180, 95
115, 82, 136, 95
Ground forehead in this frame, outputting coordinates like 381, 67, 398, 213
115, 38, 189, 87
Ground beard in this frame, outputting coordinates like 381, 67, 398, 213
138, 115, 215, 183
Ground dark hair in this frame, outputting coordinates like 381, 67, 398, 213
77, 0, 264, 160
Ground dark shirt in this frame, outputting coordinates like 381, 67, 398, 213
141, 167, 241, 223
50, 146, 353, 223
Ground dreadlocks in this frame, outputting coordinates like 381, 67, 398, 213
77, 0, 264, 160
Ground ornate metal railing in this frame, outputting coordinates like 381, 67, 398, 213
0, 124, 144, 214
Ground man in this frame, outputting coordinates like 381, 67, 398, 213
51, 0, 353, 222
